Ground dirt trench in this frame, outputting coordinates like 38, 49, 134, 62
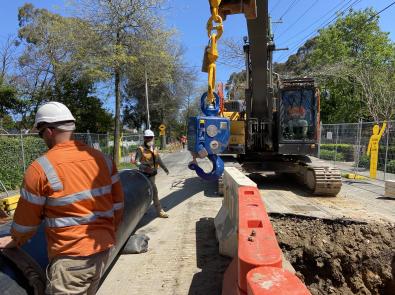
270, 214, 395, 295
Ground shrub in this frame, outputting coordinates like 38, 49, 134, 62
386, 160, 395, 173
0, 136, 47, 190
320, 144, 354, 161
356, 154, 370, 169
101, 146, 114, 156
319, 149, 345, 162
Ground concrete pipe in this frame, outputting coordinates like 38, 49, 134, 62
0, 169, 153, 295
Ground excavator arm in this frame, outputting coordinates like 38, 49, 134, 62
219, 0, 257, 20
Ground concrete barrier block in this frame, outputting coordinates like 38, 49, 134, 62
215, 167, 257, 258
385, 180, 395, 198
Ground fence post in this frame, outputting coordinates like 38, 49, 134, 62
20, 131, 26, 172
383, 123, 390, 181
87, 130, 93, 147
334, 124, 339, 166
353, 119, 363, 175
317, 121, 322, 158
106, 132, 109, 148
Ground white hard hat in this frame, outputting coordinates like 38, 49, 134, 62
144, 129, 155, 137
34, 102, 75, 128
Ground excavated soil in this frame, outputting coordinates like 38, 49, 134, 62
270, 214, 395, 295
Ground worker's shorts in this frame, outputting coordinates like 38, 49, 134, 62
46, 249, 110, 295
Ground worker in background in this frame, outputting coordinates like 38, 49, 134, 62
180, 135, 187, 149
0, 102, 124, 295
135, 129, 169, 218
287, 99, 308, 139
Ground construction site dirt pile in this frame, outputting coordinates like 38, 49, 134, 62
270, 214, 395, 295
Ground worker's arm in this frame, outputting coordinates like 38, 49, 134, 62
111, 161, 124, 232
135, 147, 143, 167
157, 154, 169, 174
10, 163, 46, 247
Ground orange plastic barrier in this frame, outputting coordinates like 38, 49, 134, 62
222, 186, 311, 295
237, 186, 282, 293
247, 267, 311, 295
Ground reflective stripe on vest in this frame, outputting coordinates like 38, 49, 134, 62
37, 156, 63, 191
45, 208, 114, 228
46, 184, 112, 207
113, 202, 123, 211
12, 221, 40, 233
104, 155, 113, 175
111, 173, 120, 184
20, 188, 46, 206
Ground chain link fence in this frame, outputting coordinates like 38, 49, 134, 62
0, 132, 144, 193
319, 121, 395, 182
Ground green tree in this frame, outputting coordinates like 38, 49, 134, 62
16, 4, 103, 128
50, 75, 113, 133
74, 0, 169, 164
0, 78, 18, 117
225, 71, 246, 100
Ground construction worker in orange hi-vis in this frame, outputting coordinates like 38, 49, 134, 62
0, 102, 124, 295
367, 121, 387, 179
135, 129, 169, 218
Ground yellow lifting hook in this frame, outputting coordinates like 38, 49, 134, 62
203, 0, 223, 105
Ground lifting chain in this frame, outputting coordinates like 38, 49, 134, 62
202, 0, 223, 105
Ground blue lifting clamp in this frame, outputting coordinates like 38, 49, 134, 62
187, 92, 230, 181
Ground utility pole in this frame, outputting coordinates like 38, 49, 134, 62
144, 68, 151, 130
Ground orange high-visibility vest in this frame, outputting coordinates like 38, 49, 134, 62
11, 141, 124, 259
139, 146, 160, 169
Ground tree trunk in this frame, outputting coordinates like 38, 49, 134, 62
113, 67, 121, 165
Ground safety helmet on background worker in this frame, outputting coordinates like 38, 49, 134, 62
144, 129, 155, 137
34, 101, 76, 130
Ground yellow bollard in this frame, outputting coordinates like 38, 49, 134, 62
367, 122, 386, 179
118, 133, 123, 163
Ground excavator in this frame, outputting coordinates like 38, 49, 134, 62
194, 0, 342, 196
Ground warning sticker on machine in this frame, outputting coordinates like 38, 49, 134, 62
220, 122, 227, 129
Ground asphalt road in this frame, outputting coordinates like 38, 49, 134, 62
98, 150, 230, 295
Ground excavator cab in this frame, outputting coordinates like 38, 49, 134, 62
276, 78, 319, 156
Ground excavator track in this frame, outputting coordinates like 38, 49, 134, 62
304, 166, 342, 196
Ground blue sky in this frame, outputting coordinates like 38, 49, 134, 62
165, 0, 395, 87
1, 0, 394, 110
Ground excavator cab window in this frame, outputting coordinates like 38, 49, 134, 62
281, 89, 316, 141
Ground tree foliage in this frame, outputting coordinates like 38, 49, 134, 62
0, 1, 199, 144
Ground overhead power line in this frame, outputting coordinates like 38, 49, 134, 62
277, 0, 320, 38
269, 0, 284, 14
276, 0, 362, 61
277, 0, 354, 42
366, 1, 395, 22
279, 0, 302, 20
